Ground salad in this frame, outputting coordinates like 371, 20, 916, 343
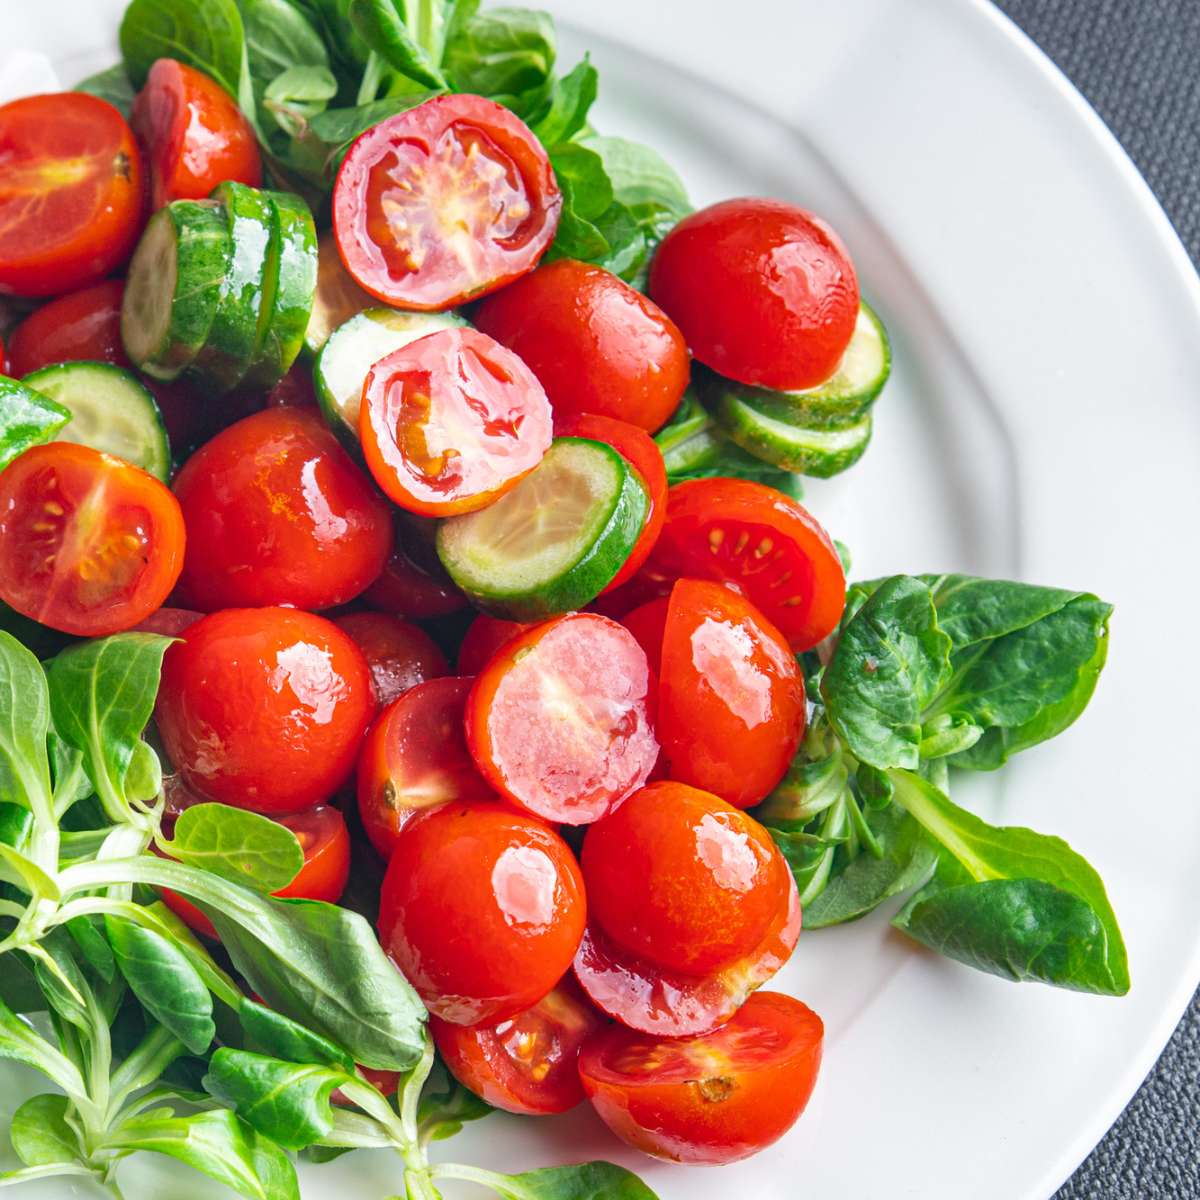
0, 0, 1126, 1197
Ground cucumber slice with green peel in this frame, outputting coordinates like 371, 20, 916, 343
315, 308, 468, 447
121, 200, 232, 382
437, 437, 649, 621
23, 362, 171, 481
304, 231, 377, 359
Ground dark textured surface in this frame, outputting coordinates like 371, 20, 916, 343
992, 3, 1200, 1196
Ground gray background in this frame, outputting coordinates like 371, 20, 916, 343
993, 2, 1200, 1196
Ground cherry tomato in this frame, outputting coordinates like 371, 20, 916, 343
172, 408, 391, 612
132, 607, 202, 637
333, 611, 447, 710
359, 328, 552, 517
362, 532, 468, 619
646, 477, 845, 651
431, 976, 604, 1116
0, 443, 184, 636
0, 93, 144, 297
474, 259, 689, 433
357, 677, 494, 859
333, 94, 561, 311
156, 607, 374, 814
466, 614, 659, 825
378, 803, 586, 1024
162, 805, 351, 938
456, 614, 532, 675
649, 198, 859, 390
266, 361, 319, 409
579, 991, 823, 1164
131, 59, 261, 210
553, 413, 667, 592
618, 597, 668, 675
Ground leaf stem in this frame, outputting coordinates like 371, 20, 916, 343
889, 769, 995, 882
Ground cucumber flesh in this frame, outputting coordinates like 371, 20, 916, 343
23, 362, 171, 482
304, 231, 377, 358
437, 437, 648, 621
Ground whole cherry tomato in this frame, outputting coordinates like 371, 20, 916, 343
0, 443, 183, 636
649, 198, 859, 390
474, 259, 689, 433
579, 991, 824, 1164
156, 608, 374, 814
378, 803, 586, 1024
172, 408, 391, 611
455, 614, 533, 675
618, 597, 669, 675
132, 607, 202, 637
332, 611, 447, 710
0, 93, 144, 296
131, 59, 261, 210
362, 520, 468, 619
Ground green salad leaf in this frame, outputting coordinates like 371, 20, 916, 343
120, 0, 249, 96
164, 803, 304, 893
9, 1095, 78, 1168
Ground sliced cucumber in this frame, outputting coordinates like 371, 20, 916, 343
315, 308, 468, 447
0, 376, 70, 472
23, 362, 170, 481
304, 231, 376, 359
437, 437, 648, 621
121, 200, 232, 382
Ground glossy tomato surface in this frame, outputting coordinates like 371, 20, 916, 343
357, 676, 495, 858
456, 613, 533, 675
8, 279, 127, 375
646, 477, 845, 651
0, 93, 144, 296
649, 198, 859, 390
378, 803, 586, 1024
333, 94, 561, 310
466, 614, 659, 825
579, 991, 823, 1164
359, 328, 552, 517
173, 408, 391, 611
156, 608, 374, 814
474, 259, 689, 433
362, 532, 468, 618
0, 443, 183, 636
431, 976, 604, 1115
333, 611, 446, 710
131, 59, 261, 209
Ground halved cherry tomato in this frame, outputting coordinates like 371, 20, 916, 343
618, 597, 668, 675
456, 614, 532, 675
579, 991, 823, 1164
474, 259, 689, 433
659, 580, 805, 807
649, 198, 859, 391
646, 477, 845, 651
359, 328, 552, 516
156, 607, 374, 814
466, 614, 659, 825
431, 976, 604, 1116
362, 531, 468, 619
131, 59, 261, 210
333, 94, 561, 311
162, 805, 351, 938
357, 676, 496, 859
0, 443, 184, 636
173, 408, 391, 611
132, 607, 202, 637
553, 413, 667, 592
379, 803, 586, 1024
333, 611, 447, 710
0, 93, 144, 297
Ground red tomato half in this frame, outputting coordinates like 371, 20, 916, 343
333, 94, 561, 311
646, 477, 845, 651
474, 259, 689, 433
362, 532, 467, 619
466, 614, 659, 825
131, 59, 261, 210
332, 611, 447, 710
649, 198, 859, 391
456, 614, 532, 675
579, 991, 823, 1164
379, 803, 586, 1025
432, 976, 604, 1116
0, 93, 144, 296
173, 408, 391, 611
0, 443, 184, 636
156, 608, 374, 814
359, 328, 552, 517
356, 677, 495, 859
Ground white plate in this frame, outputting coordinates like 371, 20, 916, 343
7, 2, 1200, 1198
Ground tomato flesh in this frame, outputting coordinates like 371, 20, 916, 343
579, 991, 823, 1164
332, 611, 447, 710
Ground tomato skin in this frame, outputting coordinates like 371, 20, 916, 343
156, 607, 374, 814
579, 991, 823, 1164
466, 614, 659, 825
0, 93, 144, 297
362, 521, 468, 619
618, 597, 668, 675
456, 614, 533, 675
132, 607, 203, 637
431, 976, 604, 1115
0, 443, 184, 636
172, 408, 391, 612
332, 611, 446, 710
649, 198, 859, 391
378, 803, 586, 1024
131, 59, 261, 210
474, 260, 689, 433
8, 279, 126, 375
